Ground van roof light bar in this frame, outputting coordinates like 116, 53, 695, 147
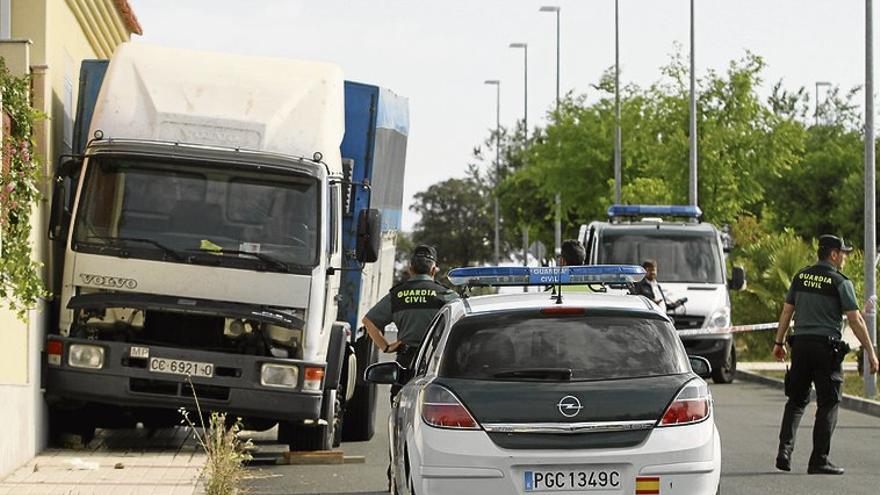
447, 265, 646, 288
607, 204, 702, 219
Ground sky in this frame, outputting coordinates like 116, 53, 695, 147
128, 0, 868, 230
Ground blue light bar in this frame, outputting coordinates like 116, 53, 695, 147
447, 265, 646, 287
607, 204, 702, 219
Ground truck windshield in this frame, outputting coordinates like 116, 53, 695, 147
73, 156, 320, 271
599, 230, 723, 284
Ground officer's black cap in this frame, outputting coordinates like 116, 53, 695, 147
818, 234, 854, 253
411, 245, 437, 262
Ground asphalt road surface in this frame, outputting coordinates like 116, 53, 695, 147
245, 380, 880, 495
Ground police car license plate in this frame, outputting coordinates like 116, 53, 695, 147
149, 357, 214, 378
524, 468, 622, 492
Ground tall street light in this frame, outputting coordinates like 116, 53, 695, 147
484, 79, 502, 266
864, 0, 877, 397
688, 0, 698, 208
814, 81, 831, 126
510, 42, 529, 271
509, 42, 529, 141
540, 5, 562, 259
614, 0, 622, 204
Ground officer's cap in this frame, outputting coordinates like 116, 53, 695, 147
411, 245, 437, 262
818, 234, 854, 253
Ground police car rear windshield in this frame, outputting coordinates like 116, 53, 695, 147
440, 313, 690, 381
599, 231, 723, 284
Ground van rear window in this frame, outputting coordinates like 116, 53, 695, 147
440, 313, 689, 381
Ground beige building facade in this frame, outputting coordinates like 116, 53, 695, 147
0, 0, 140, 476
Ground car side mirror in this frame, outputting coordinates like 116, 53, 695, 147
728, 266, 746, 291
356, 208, 382, 263
364, 361, 404, 385
688, 355, 713, 378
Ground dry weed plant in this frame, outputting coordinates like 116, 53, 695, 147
180, 377, 253, 495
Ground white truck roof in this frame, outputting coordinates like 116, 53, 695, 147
89, 42, 344, 173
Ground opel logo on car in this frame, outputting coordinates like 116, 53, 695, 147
557, 395, 583, 418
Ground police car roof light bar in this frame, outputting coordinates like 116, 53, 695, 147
607, 204, 703, 219
447, 265, 646, 288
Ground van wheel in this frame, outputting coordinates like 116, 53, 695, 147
712, 345, 736, 384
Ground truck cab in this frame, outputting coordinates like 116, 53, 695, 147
579, 205, 745, 383
44, 42, 407, 451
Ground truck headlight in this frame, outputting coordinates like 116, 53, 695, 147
68, 344, 105, 369
704, 307, 731, 330
261, 364, 299, 388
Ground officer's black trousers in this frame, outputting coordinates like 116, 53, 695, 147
778, 338, 844, 466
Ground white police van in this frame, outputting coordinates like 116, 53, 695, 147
579, 205, 745, 383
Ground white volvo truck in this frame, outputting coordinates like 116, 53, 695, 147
580, 205, 746, 383
44, 43, 408, 450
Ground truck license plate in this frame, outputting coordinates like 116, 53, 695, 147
149, 357, 214, 378
524, 469, 622, 492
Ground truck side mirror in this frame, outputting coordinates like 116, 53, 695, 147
48, 158, 82, 241
728, 266, 746, 291
356, 208, 382, 263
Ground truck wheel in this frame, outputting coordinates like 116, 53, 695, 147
712, 345, 737, 384
280, 390, 340, 451
49, 405, 96, 447
342, 336, 378, 441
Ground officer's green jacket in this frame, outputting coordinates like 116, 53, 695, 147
785, 260, 859, 339
365, 274, 459, 347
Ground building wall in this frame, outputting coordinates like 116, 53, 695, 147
0, 0, 138, 477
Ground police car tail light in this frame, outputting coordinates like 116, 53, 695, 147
658, 380, 711, 427
541, 307, 586, 315
420, 384, 480, 430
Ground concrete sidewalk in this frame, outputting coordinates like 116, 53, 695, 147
0, 427, 206, 495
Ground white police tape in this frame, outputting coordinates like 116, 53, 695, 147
676, 322, 778, 337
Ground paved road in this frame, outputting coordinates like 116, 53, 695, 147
245, 380, 880, 495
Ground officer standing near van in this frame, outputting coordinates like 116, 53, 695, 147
773, 235, 879, 475
362, 245, 458, 403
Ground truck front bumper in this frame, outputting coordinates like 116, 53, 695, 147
44, 337, 322, 421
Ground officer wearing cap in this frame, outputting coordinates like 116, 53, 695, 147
362, 245, 458, 403
773, 235, 879, 475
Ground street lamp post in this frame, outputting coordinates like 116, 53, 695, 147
484, 79, 502, 266
814, 81, 831, 126
864, 0, 877, 397
540, 5, 562, 259
688, 0, 698, 208
509, 42, 528, 141
510, 42, 529, 271
614, 0, 622, 204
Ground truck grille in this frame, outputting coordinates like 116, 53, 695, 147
129, 378, 230, 401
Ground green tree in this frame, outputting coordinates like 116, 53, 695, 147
410, 173, 494, 270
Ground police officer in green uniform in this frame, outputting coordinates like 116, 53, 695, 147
362, 245, 458, 402
773, 235, 879, 475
